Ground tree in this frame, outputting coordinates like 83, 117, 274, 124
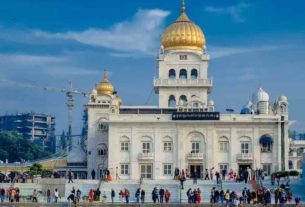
0, 131, 49, 162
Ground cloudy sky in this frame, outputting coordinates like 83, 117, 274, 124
0, 0, 305, 134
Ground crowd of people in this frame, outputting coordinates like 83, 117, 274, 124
175, 166, 267, 188
0, 187, 20, 202
208, 184, 301, 206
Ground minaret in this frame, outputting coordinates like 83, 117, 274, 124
154, 0, 212, 109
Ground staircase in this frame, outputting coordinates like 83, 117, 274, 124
94, 179, 252, 203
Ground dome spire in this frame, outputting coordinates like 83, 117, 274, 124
103, 70, 108, 80
181, 0, 186, 13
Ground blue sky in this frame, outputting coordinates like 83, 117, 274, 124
0, 0, 305, 134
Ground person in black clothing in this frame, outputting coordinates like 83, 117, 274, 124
95, 188, 101, 201
180, 175, 185, 189
152, 187, 159, 203
222, 167, 227, 180
215, 171, 220, 184
91, 169, 96, 180
140, 189, 145, 203
135, 188, 140, 203
68, 169, 73, 183
111, 189, 115, 203
159, 188, 165, 203
243, 170, 249, 184
205, 169, 210, 180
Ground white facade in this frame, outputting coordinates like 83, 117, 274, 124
86, 3, 291, 180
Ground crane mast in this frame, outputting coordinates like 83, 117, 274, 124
0, 79, 89, 152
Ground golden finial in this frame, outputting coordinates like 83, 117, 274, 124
181, 0, 186, 13
103, 70, 108, 80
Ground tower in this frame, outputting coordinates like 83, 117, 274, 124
154, 0, 213, 110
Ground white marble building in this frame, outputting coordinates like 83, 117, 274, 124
86, 1, 291, 180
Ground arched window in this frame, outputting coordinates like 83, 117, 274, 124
169, 69, 176, 79
219, 137, 229, 152
120, 136, 130, 151
179, 69, 187, 79
163, 136, 173, 152
168, 95, 176, 107
191, 69, 198, 79
179, 95, 187, 106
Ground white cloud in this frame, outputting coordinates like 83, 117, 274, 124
205, 2, 250, 23
32, 9, 170, 56
0, 53, 99, 77
209, 45, 280, 59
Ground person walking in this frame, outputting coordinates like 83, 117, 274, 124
205, 169, 210, 180
215, 171, 220, 184
91, 169, 96, 180
222, 167, 227, 180
210, 167, 214, 180
68, 169, 73, 183
124, 188, 130, 204
165, 189, 170, 203
0, 188, 5, 202
46, 189, 51, 203
54, 188, 59, 203
210, 187, 215, 204
224, 190, 230, 205
76, 189, 81, 203
180, 175, 185, 189
140, 189, 145, 203
116, 167, 120, 180
193, 170, 198, 184
111, 189, 115, 203
196, 190, 201, 204
89, 189, 94, 204
32, 189, 38, 203
135, 188, 140, 203
159, 187, 165, 203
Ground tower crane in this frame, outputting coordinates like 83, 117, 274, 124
0, 79, 89, 151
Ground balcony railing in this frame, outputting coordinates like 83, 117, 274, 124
138, 153, 154, 160
236, 153, 253, 161
154, 78, 213, 88
187, 152, 204, 160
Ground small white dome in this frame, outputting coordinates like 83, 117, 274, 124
257, 87, 269, 102
208, 100, 215, 106
91, 89, 97, 95
278, 95, 288, 102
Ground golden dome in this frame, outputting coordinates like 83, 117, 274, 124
96, 71, 114, 95
161, 0, 205, 51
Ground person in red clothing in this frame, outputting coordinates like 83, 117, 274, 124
165, 189, 171, 203
196, 190, 201, 204
89, 189, 94, 203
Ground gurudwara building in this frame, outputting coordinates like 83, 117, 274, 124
86, 1, 291, 180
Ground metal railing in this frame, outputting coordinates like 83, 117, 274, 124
154, 78, 212, 87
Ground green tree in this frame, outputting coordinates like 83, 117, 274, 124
0, 131, 49, 162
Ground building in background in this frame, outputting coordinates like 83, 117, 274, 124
0, 113, 56, 152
